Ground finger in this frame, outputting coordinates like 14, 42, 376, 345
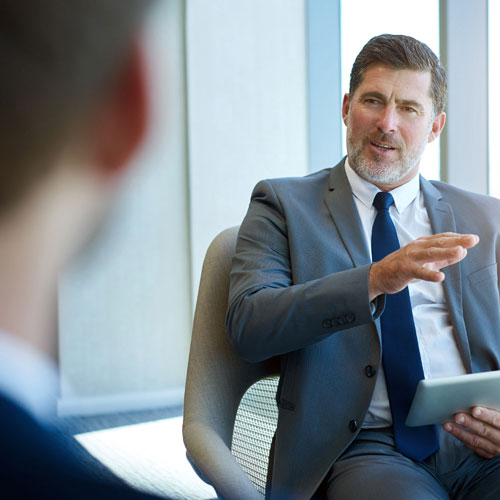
454, 412, 500, 444
470, 407, 500, 428
409, 265, 445, 283
462, 234, 480, 248
409, 246, 467, 266
418, 236, 478, 250
443, 422, 500, 457
417, 232, 458, 241
474, 448, 497, 460
417, 234, 479, 249
418, 232, 477, 241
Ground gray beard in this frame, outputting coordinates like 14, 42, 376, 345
346, 128, 430, 186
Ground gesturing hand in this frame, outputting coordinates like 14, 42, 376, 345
444, 407, 500, 459
369, 232, 479, 301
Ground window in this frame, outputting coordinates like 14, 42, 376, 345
340, 0, 441, 180
489, 0, 500, 197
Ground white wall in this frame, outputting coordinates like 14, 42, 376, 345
186, 0, 309, 297
441, 0, 489, 194
58, 0, 191, 415
58, 0, 310, 416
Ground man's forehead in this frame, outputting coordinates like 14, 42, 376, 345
355, 64, 433, 102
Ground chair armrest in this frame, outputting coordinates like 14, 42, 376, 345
183, 421, 262, 500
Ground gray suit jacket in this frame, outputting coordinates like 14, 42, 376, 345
226, 159, 500, 500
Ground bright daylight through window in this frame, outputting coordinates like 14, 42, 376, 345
490, 0, 500, 197
341, 0, 440, 180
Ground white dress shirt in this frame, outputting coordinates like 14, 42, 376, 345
344, 160, 467, 428
0, 329, 59, 424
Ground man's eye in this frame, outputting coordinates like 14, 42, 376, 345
365, 99, 380, 105
403, 106, 417, 113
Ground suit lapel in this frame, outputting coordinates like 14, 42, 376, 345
421, 177, 472, 372
324, 165, 471, 370
324, 159, 371, 268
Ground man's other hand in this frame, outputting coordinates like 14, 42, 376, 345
368, 232, 479, 301
444, 407, 500, 459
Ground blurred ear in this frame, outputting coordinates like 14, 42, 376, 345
342, 93, 351, 126
91, 39, 148, 176
428, 112, 446, 143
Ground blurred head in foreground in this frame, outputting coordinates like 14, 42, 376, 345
0, 0, 151, 355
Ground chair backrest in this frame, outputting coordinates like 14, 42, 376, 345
183, 226, 279, 500
231, 377, 279, 497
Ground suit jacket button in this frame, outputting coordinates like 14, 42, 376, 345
349, 420, 358, 432
364, 365, 376, 378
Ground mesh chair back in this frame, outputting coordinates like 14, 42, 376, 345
231, 377, 279, 497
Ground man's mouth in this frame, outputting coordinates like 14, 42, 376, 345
370, 140, 397, 152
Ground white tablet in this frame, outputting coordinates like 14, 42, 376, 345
406, 370, 500, 427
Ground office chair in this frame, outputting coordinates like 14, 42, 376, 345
183, 226, 280, 500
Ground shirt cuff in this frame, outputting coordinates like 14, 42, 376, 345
370, 294, 386, 319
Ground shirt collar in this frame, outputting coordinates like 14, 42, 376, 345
345, 157, 420, 214
0, 330, 59, 424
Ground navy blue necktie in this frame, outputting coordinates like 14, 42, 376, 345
371, 191, 439, 462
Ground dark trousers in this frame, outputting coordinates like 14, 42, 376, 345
321, 426, 500, 500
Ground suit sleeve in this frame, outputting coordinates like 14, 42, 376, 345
226, 179, 381, 363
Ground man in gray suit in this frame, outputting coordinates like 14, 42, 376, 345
227, 34, 500, 500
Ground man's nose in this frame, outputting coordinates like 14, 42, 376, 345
376, 106, 398, 134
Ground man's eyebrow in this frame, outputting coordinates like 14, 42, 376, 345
358, 91, 387, 102
358, 91, 426, 112
397, 99, 425, 112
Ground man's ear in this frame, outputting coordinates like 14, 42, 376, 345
428, 112, 446, 143
342, 93, 351, 126
91, 39, 148, 176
